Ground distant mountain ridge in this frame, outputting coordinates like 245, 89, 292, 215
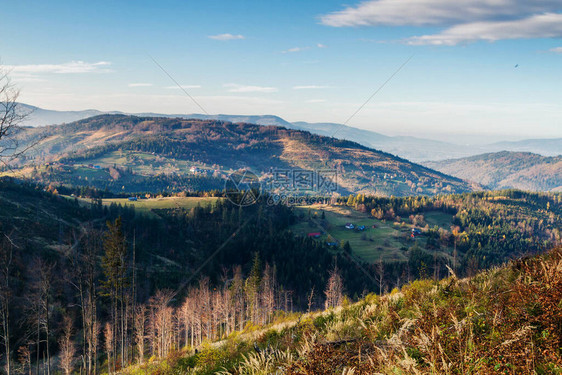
425, 151, 562, 192
17, 103, 561, 161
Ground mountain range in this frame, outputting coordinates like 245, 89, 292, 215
18, 103, 560, 162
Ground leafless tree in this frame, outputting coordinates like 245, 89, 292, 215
307, 286, 315, 314
148, 290, 174, 358
58, 317, 76, 375
0, 236, 14, 375
104, 322, 114, 374
29, 259, 55, 375
324, 265, 343, 310
0, 66, 30, 161
133, 305, 146, 364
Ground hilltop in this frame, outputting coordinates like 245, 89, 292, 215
18, 103, 562, 162
425, 151, 562, 192
8, 114, 471, 196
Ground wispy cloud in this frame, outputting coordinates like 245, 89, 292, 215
224, 83, 277, 93
320, 0, 562, 45
282, 44, 327, 53
164, 85, 202, 89
306, 99, 326, 103
293, 85, 330, 90
208, 33, 245, 41
549, 46, 562, 53
321, 0, 562, 27
405, 13, 562, 45
128, 83, 153, 87
282, 47, 309, 53
7, 61, 112, 74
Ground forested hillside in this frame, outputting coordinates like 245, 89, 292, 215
0, 178, 559, 374
5, 115, 471, 196
425, 151, 562, 192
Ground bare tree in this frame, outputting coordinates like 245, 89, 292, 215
307, 286, 315, 314
324, 265, 343, 310
148, 290, 174, 358
29, 259, 55, 375
0, 66, 29, 160
0, 236, 13, 375
58, 317, 76, 375
104, 323, 114, 375
133, 304, 146, 364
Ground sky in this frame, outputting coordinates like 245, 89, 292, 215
1, 0, 562, 143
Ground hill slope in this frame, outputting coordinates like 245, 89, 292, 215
122, 246, 562, 374
425, 151, 562, 192
9, 114, 471, 196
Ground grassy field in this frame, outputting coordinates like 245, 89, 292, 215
290, 204, 453, 263
76, 196, 222, 217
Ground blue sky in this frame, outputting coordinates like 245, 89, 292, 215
2, 0, 562, 143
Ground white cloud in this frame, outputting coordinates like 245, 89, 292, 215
321, 0, 562, 45
320, 0, 562, 27
317, 43, 327, 48
7, 61, 112, 74
293, 85, 330, 90
306, 99, 326, 103
224, 83, 278, 93
208, 33, 245, 41
128, 83, 153, 87
164, 85, 202, 89
549, 46, 562, 53
406, 13, 562, 45
282, 47, 309, 53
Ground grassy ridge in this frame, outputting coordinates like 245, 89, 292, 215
125, 246, 562, 374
